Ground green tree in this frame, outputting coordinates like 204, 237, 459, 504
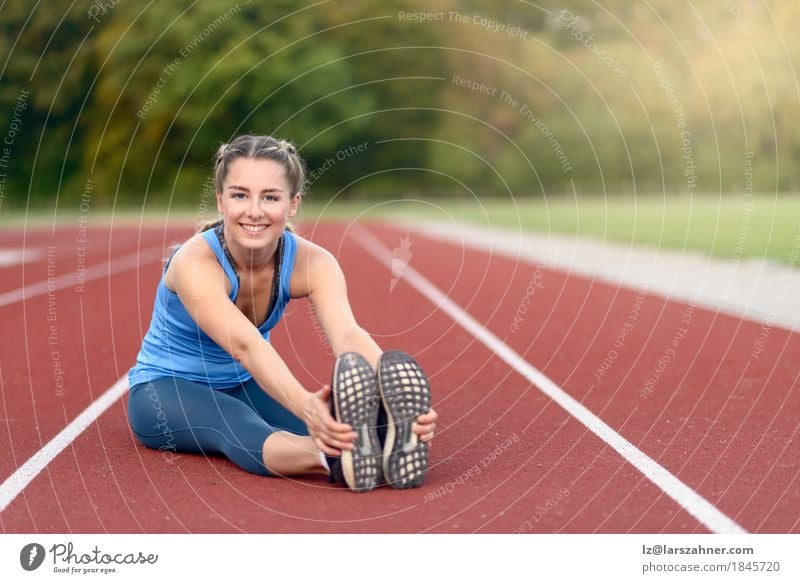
0, 2, 95, 206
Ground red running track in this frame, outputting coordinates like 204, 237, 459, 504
0, 221, 798, 533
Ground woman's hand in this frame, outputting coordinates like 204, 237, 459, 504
412, 406, 438, 443
303, 385, 357, 457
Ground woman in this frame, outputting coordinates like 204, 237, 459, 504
127, 135, 437, 492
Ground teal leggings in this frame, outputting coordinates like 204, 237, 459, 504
127, 377, 308, 476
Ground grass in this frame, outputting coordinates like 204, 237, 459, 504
300, 193, 800, 265
4, 193, 799, 264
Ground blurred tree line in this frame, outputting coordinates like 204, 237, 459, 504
0, 0, 797, 210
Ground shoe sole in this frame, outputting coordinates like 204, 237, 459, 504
332, 352, 382, 492
378, 350, 431, 489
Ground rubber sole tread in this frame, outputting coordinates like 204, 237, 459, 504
378, 350, 431, 489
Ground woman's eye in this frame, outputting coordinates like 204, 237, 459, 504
232, 192, 247, 199
263, 195, 277, 201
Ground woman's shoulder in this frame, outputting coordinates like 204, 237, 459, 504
164, 231, 220, 290
292, 232, 337, 267
289, 233, 340, 298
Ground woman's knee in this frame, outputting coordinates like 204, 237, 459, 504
128, 378, 276, 477
128, 381, 177, 437
131, 429, 177, 454
238, 378, 309, 435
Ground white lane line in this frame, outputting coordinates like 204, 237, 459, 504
0, 376, 129, 512
0, 245, 162, 511
0, 246, 164, 308
350, 223, 747, 534
0, 248, 43, 267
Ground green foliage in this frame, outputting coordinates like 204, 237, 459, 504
0, 2, 95, 204
0, 0, 798, 209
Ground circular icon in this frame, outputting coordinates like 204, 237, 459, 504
20, 543, 46, 571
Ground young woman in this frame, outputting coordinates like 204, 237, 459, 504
127, 135, 437, 492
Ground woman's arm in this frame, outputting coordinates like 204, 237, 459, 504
305, 246, 381, 366
305, 245, 438, 442
169, 239, 356, 454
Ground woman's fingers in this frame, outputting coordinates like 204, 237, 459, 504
314, 430, 344, 454
321, 425, 357, 447
314, 437, 340, 457
316, 416, 356, 449
412, 421, 436, 435
412, 420, 436, 443
314, 389, 352, 433
306, 388, 359, 453
415, 407, 438, 442
416, 409, 438, 424
323, 436, 356, 451
324, 417, 353, 434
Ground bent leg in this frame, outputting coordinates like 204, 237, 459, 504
262, 431, 328, 477
128, 378, 285, 475
234, 378, 309, 436
232, 379, 329, 476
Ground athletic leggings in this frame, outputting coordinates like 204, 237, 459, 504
128, 377, 309, 476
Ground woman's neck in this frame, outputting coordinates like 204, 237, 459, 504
221, 226, 280, 274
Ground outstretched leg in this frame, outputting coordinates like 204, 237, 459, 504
128, 377, 327, 478
262, 431, 328, 476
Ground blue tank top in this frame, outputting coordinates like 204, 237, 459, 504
128, 229, 297, 389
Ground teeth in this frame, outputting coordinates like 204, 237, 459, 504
241, 224, 267, 232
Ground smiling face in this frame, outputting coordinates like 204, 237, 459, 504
216, 157, 301, 259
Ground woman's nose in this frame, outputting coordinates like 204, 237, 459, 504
247, 199, 262, 218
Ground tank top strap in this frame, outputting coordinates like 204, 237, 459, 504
201, 228, 239, 300
279, 230, 297, 302
163, 245, 181, 272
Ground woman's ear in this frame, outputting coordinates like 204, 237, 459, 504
288, 193, 302, 218
216, 191, 223, 214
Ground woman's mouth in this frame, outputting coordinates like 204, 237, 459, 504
240, 223, 268, 234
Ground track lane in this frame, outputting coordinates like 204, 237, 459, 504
363, 222, 800, 533
1, 221, 797, 533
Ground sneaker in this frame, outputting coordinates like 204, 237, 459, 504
377, 350, 432, 489
330, 352, 382, 492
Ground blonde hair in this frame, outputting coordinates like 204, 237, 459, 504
199, 134, 305, 234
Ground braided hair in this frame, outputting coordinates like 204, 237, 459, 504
200, 135, 305, 233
